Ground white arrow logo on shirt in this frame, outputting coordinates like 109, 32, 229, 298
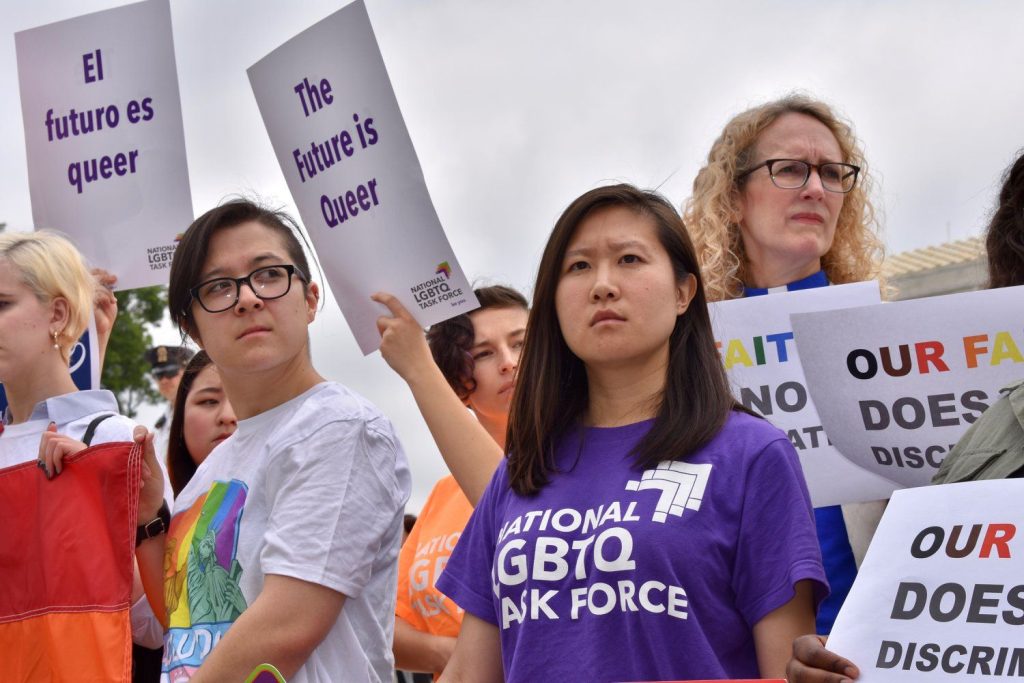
625, 461, 713, 523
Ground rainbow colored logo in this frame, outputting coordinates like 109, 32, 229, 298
435, 261, 452, 279
174, 233, 185, 243
163, 479, 249, 677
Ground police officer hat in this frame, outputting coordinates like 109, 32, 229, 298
144, 345, 194, 379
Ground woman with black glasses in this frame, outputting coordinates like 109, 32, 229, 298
683, 93, 887, 636
132, 199, 410, 682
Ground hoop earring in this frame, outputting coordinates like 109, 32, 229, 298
51, 330, 60, 350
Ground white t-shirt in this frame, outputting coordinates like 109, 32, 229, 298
0, 389, 168, 648
162, 381, 411, 683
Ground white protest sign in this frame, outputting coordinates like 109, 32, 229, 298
792, 286, 1024, 489
709, 282, 898, 507
15, 0, 193, 291
828, 479, 1024, 681
247, 0, 478, 354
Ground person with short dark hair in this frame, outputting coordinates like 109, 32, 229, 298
133, 199, 410, 681
376, 285, 529, 679
436, 184, 825, 682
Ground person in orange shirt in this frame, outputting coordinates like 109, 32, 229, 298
375, 285, 528, 678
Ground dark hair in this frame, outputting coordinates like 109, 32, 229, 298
506, 184, 744, 495
426, 285, 528, 401
403, 513, 418, 535
987, 150, 1024, 288
166, 350, 214, 496
168, 199, 314, 339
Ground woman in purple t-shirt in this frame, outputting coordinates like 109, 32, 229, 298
437, 184, 827, 682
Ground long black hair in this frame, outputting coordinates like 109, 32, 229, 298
166, 350, 213, 496
507, 183, 746, 495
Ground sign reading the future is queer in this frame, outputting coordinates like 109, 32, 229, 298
792, 286, 1024, 488
827, 479, 1024, 681
248, 0, 477, 354
709, 283, 898, 507
15, 0, 193, 291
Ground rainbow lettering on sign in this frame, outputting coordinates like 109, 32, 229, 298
715, 332, 796, 370
963, 331, 1024, 368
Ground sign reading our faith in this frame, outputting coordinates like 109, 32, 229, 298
792, 285, 1024, 489
709, 282, 898, 507
827, 479, 1024, 681
247, 0, 478, 354
15, 0, 193, 291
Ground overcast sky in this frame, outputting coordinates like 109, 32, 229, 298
3, 0, 1023, 510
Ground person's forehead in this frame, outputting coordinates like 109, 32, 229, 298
470, 306, 528, 344
756, 112, 841, 158
200, 223, 291, 278
568, 207, 658, 250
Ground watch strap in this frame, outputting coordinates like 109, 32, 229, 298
136, 501, 171, 547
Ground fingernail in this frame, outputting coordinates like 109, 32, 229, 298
48, 421, 55, 428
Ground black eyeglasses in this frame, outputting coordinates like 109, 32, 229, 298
738, 159, 860, 194
189, 264, 306, 314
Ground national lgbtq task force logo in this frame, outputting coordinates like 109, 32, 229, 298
146, 234, 180, 271
626, 461, 712, 522
163, 480, 249, 680
410, 261, 465, 310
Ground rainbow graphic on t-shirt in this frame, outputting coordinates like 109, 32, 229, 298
162, 480, 249, 680
435, 261, 452, 279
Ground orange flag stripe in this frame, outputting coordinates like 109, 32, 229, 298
0, 441, 142, 680
0, 610, 130, 681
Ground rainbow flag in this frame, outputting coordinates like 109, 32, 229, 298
0, 441, 141, 681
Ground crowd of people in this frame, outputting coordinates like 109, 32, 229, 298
1, 92, 1020, 682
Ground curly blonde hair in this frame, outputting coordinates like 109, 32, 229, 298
683, 93, 885, 301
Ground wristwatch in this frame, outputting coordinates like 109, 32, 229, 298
136, 501, 171, 547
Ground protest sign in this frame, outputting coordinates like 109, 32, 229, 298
827, 479, 1024, 680
247, 0, 478, 354
792, 286, 1024, 488
709, 282, 898, 507
0, 314, 99, 415
15, 0, 193, 291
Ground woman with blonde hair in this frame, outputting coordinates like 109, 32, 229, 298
684, 93, 885, 302
0, 230, 166, 665
684, 93, 886, 635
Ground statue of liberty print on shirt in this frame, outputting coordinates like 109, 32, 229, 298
162, 480, 249, 680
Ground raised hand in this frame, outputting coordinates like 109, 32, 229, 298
371, 292, 436, 383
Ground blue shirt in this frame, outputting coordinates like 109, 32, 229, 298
742, 269, 856, 635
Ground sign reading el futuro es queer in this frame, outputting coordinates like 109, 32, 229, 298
828, 479, 1024, 681
248, 0, 478, 354
15, 0, 193, 291
792, 285, 1024, 488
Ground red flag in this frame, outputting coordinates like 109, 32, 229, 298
0, 441, 142, 681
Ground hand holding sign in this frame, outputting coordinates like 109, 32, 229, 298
827, 479, 1024, 681
15, 0, 193, 291
248, 0, 478, 354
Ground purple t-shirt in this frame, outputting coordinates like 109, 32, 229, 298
436, 411, 828, 682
